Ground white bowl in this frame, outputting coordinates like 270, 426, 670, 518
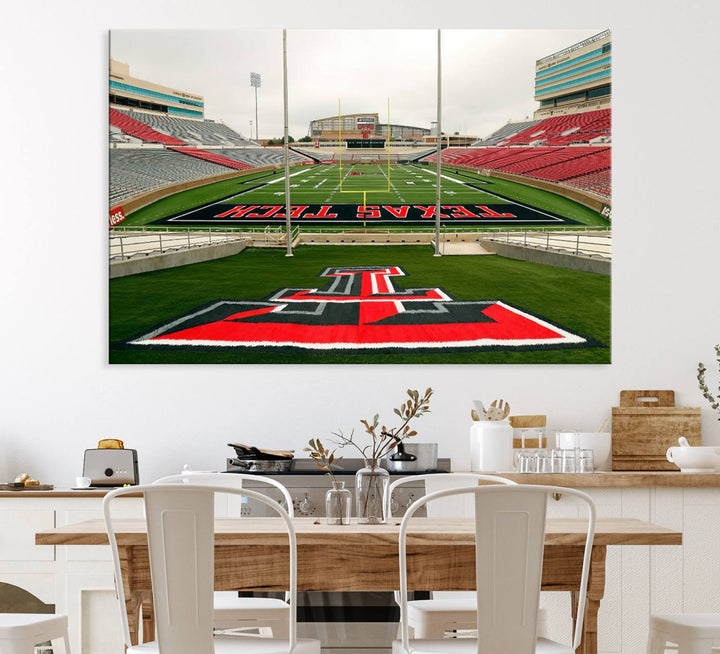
555, 432, 612, 471
666, 446, 720, 472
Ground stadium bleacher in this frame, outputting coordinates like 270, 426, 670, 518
215, 148, 312, 167
497, 109, 610, 146
109, 149, 236, 204
109, 107, 319, 205
166, 146, 254, 171
419, 107, 611, 199
115, 109, 256, 147
422, 143, 611, 199
109, 108, 186, 146
473, 119, 540, 146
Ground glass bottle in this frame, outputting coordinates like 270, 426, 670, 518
325, 480, 352, 525
355, 464, 390, 524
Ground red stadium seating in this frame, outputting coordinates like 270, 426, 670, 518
109, 108, 187, 146
498, 109, 611, 146
529, 148, 610, 182
167, 146, 254, 171
564, 169, 611, 198
423, 142, 611, 197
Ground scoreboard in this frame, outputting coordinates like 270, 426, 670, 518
346, 139, 384, 148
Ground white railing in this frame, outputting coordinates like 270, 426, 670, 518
482, 230, 611, 259
109, 228, 251, 261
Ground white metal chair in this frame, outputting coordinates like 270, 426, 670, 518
0, 613, 70, 654
393, 484, 596, 654
647, 614, 720, 653
387, 473, 519, 639
103, 483, 320, 654
153, 472, 292, 638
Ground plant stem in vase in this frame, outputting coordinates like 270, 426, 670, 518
325, 480, 352, 525
355, 465, 389, 524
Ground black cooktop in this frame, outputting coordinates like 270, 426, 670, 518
225, 457, 451, 475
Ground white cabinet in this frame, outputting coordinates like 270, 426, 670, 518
0, 494, 142, 654
541, 486, 719, 654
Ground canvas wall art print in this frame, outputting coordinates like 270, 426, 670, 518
109, 29, 611, 364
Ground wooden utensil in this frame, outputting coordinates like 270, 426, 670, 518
486, 399, 510, 421
471, 409, 481, 421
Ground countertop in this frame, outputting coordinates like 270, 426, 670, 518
3, 471, 720, 497
460, 471, 720, 487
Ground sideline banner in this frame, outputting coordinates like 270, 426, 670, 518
109, 205, 126, 228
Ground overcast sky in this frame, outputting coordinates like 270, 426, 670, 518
110, 29, 603, 141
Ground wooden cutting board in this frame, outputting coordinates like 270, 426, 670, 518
0, 484, 54, 491
612, 390, 701, 470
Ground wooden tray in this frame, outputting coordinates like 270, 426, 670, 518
612, 390, 701, 470
0, 484, 54, 491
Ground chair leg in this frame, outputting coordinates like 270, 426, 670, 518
409, 617, 447, 639
0, 637, 36, 654
646, 630, 666, 654
269, 620, 290, 639
680, 637, 714, 654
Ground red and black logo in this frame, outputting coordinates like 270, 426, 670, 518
126, 266, 590, 352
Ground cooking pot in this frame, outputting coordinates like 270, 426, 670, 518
228, 458, 293, 472
384, 442, 438, 472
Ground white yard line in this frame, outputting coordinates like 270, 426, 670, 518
327, 165, 355, 202
410, 164, 565, 223
378, 164, 405, 203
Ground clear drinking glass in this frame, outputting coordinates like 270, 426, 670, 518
561, 449, 577, 473
577, 449, 595, 473
551, 449, 563, 473
515, 448, 531, 471
536, 449, 551, 473
517, 451, 536, 473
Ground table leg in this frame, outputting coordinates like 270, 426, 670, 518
119, 545, 154, 646
572, 545, 606, 654
140, 591, 154, 643
125, 593, 142, 646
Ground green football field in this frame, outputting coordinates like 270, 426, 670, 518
110, 245, 610, 365
121, 164, 609, 229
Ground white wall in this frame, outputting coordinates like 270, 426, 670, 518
0, 0, 718, 486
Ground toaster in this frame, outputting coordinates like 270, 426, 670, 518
82, 449, 139, 486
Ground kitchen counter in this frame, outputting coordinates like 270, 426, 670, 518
458, 471, 720, 487
0, 488, 138, 498
4, 471, 720, 496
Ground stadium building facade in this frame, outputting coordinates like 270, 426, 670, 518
109, 59, 205, 119
308, 113, 429, 142
534, 30, 611, 118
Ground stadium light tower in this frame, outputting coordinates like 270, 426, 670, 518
250, 72, 261, 141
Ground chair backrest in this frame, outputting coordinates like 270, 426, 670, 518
396, 484, 595, 654
153, 471, 295, 517
385, 472, 516, 519
103, 484, 297, 654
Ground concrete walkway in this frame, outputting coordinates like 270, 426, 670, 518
438, 242, 494, 255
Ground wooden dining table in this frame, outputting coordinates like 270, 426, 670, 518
36, 516, 681, 654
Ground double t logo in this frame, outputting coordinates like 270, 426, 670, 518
129, 266, 586, 351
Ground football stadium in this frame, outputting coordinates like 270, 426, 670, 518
109, 30, 611, 364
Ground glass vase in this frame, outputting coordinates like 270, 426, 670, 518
325, 480, 352, 525
355, 465, 390, 524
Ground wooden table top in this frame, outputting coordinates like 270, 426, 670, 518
36, 516, 682, 548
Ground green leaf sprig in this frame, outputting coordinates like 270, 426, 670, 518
304, 438, 343, 482
331, 387, 434, 467
698, 344, 720, 420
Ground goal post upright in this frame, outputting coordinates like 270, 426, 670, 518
338, 98, 343, 189
386, 97, 391, 191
